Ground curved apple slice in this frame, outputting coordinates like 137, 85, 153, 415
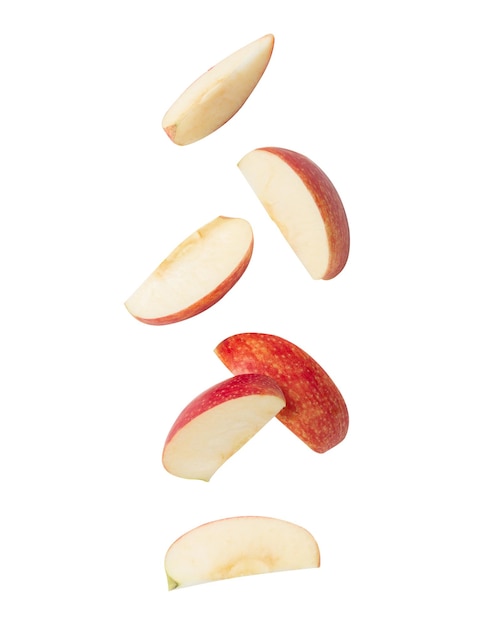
162, 373, 285, 481
215, 332, 348, 453
238, 147, 350, 280
165, 516, 320, 590
162, 34, 274, 146
125, 216, 253, 325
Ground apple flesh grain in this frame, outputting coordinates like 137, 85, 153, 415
165, 516, 320, 590
162, 373, 286, 481
124, 216, 253, 325
238, 147, 350, 280
162, 34, 274, 146
215, 333, 348, 453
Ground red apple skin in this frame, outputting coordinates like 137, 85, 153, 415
163, 373, 285, 447
132, 237, 253, 325
256, 147, 350, 280
214, 333, 348, 453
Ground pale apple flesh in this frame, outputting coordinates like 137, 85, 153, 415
215, 332, 348, 453
238, 147, 350, 280
162, 373, 286, 481
162, 34, 274, 145
124, 216, 253, 325
165, 516, 320, 590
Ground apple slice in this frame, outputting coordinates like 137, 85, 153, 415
124, 216, 253, 325
238, 147, 350, 279
215, 333, 348, 453
162, 373, 285, 481
165, 516, 320, 590
162, 34, 274, 145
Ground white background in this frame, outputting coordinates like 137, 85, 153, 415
1, 1, 477, 624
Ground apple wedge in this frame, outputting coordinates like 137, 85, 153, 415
165, 516, 320, 590
124, 216, 253, 325
162, 373, 285, 481
162, 34, 274, 145
215, 333, 348, 453
238, 147, 350, 279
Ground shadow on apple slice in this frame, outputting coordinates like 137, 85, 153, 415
162, 373, 285, 481
124, 216, 253, 325
165, 516, 320, 590
162, 34, 274, 145
215, 332, 349, 453
238, 147, 350, 279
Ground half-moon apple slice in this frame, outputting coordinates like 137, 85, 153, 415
162, 34, 274, 145
162, 373, 286, 481
238, 147, 350, 279
165, 516, 320, 590
125, 216, 253, 325
215, 332, 349, 453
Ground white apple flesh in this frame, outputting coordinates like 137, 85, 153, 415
124, 216, 253, 325
162, 34, 274, 145
162, 373, 286, 481
238, 147, 350, 279
165, 516, 320, 590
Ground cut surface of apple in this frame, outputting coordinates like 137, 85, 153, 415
162, 34, 274, 145
215, 332, 348, 453
238, 147, 350, 279
162, 373, 286, 481
124, 216, 253, 325
165, 516, 320, 590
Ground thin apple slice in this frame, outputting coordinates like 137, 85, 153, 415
162, 34, 274, 146
215, 332, 348, 453
165, 516, 320, 590
124, 216, 253, 325
238, 147, 350, 279
162, 373, 286, 481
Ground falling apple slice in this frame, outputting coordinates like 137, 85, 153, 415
162, 373, 286, 481
165, 516, 320, 590
162, 34, 274, 145
215, 332, 348, 453
124, 216, 253, 325
238, 147, 350, 280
